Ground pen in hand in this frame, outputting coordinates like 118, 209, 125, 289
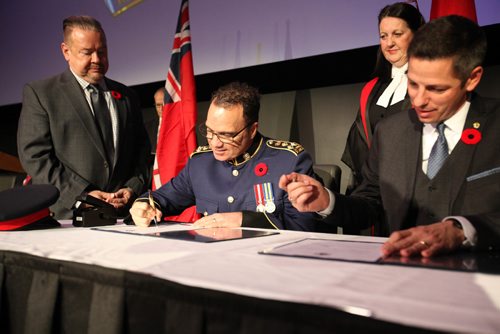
148, 190, 159, 229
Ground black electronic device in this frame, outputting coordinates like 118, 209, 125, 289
92, 226, 279, 243
150, 227, 279, 243
72, 193, 117, 227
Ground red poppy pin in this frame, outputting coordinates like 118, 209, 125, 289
111, 90, 122, 100
461, 128, 481, 145
254, 162, 268, 176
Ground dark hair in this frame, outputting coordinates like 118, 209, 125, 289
373, 2, 425, 78
211, 82, 260, 124
408, 15, 487, 84
63, 16, 106, 44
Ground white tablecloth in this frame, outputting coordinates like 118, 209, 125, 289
1, 222, 499, 333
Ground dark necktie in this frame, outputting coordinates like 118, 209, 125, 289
88, 84, 115, 164
427, 123, 448, 179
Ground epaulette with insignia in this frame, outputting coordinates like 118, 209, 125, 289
190, 145, 212, 158
266, 140, 304, 156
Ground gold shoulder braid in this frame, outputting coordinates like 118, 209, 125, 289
190, 145, 212, 158
266, 140, 304, 156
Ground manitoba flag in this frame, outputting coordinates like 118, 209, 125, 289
430, 0, 477, 23
153, 0, 199, 222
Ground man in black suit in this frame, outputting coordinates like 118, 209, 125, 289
17, 16, 150, 219
279, 15, 500, 257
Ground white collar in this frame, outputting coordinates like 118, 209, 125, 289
391, 62, 408, 78
69, 68, 107, 91
376, 63, 409, 108
423, 100, 470, 135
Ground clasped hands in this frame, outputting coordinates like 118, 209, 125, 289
278, 172, 465, 258
88, 188, 133, 209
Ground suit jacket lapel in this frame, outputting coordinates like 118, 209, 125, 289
105, 79, 129, 166
448, 96, 488, 207
60, 70, 108, 161
396, 110, 422, 228
404, 111, 422, 193
382, 109, 421, 232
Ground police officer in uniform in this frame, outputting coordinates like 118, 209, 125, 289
130, 82, 318, 231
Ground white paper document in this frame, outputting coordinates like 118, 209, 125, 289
260, 238, 383, 263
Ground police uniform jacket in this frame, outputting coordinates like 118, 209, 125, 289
149, 133, 318, 231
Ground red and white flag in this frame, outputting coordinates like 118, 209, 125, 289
153, 0, 199, 222
430, 0, 477, 23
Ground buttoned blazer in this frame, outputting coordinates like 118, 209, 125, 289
329, 94, 500, 250
18, 69, 151, 218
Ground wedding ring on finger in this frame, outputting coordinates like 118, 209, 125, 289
419, 240, 430, 248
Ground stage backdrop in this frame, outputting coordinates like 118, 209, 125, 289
1, 0, 500, 106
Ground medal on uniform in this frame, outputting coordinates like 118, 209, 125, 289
254, 182, 276, 213
263, 182, 276, 213
253, 184, 265, 212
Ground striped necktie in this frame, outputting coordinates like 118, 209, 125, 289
427, 123, 448, 179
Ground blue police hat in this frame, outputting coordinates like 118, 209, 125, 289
0, 184, 61, 231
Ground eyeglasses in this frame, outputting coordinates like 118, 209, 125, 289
155, 103, 164, 110
198, 123, 252, 144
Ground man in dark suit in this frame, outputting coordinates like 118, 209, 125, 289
130, 82, 318, 231
279, 15, 500, 257
17, 16, 150, 219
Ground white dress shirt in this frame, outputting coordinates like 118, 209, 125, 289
421, 101, 470, 174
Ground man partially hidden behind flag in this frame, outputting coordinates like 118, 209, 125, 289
153, 0, 198, 222
430, 0, 477, 22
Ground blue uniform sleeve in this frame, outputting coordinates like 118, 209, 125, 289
262, 150, 319, 231
149, 161, 196, 216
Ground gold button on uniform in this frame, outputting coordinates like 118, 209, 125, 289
232, 170, 239, 176
227, 196, 234, 203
